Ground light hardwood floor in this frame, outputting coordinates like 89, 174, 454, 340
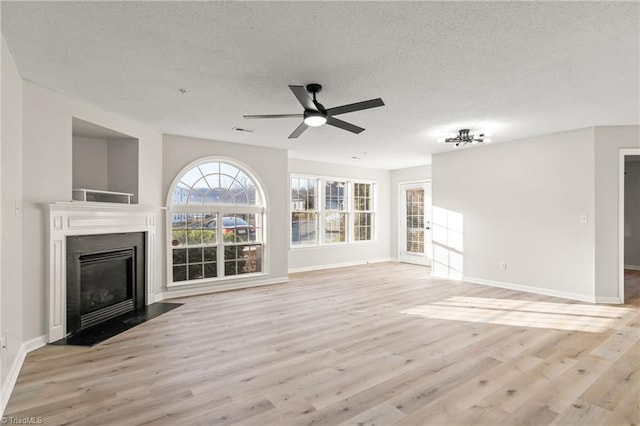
5, 264, 640, 425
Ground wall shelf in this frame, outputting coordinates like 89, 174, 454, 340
72, 188, 134, 204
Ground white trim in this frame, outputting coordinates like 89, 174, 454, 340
160, 275, 289, 299
398, 180, 432, 266
620, 148, 640, 304
288, 258, 394, 274
624, 264, 640, 271
167, 157, 268, 207
166, 158, 269, 287
1, 335, 47, 416
291, 172, 377, 186
22, 335, 47, 353
148, 293, 164, 304
289, 174, 378, 248
462, 275, 597, 304
166, 271, 267, 289
47, 202, 159, 342
595, 296, 623, 304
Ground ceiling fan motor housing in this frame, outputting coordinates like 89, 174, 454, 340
306, 83, 322, 94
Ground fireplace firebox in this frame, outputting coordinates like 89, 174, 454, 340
66, 232, 145, 336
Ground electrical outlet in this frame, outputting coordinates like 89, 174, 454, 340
499, 261, 507, 271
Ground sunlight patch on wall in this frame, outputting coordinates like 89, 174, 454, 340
432, 206, 463, 279
400, 296, 635, 333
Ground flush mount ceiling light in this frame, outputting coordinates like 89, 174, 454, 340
437, 129, 492, 147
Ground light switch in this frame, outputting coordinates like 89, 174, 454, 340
579, 214, 588, 224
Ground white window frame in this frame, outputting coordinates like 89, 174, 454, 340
322, 178, 349, 245
290, 173, 377, 248
290, 176, 319, 247
166, 157, 267, 287
352, 181, 376, 243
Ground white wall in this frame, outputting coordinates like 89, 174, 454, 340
390, 165, 431, 259
288, 159, 391, 271
594, 126, 640, 300
72, 136, 109, 191
163, 134, 289, 289
1, 37, 23, 388
21, 81, 163, 342
625, 159, 640, 268
432, 128, 597, 302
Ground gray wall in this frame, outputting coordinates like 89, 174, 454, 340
287, 159, 391, 271
107, 137, 139, 202
432, 128, 597, 301
625, 159, 640, 268
73, 136, 139, 203
390, 165, 431, 259
163, 134, 289, 284
1, 37, 24, 386
72, 137, 109, 190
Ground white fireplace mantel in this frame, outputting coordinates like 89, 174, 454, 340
47, 201, 161, 342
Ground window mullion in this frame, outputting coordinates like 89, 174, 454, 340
319, 178, 325, 245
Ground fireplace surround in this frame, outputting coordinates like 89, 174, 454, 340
48, 202, 159, 342
66, 232, 145, 335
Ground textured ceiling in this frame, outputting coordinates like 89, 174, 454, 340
2, 1, 638, 169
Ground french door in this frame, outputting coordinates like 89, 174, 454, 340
399, 181, 432, 266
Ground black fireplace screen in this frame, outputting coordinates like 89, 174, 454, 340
80, 249, 133, 312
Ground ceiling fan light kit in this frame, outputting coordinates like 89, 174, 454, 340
243, 83, 384, 139
303, 111, 327, 127
438, 129, 492, 147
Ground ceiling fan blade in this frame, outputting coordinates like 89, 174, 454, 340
289, 85, 317, 111
326, 116, 365, 134
243, 114, 303, 119
326, 98, 385, 116
288, 122, 309, 139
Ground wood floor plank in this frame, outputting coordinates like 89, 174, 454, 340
5, 263, 640, 425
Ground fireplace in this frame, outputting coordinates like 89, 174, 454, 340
66, 232, 145, 336
48, 202, 159, 342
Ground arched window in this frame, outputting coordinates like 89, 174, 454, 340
167, 160, 265, 284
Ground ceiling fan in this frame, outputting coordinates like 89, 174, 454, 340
243, 84, 384, 139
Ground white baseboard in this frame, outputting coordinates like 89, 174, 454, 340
624, 264, 640, 271
595, 296, 623, 304
288, 258, 394, 274
160, 275, 290, 300
1, 335, 47, 416
462, 276, 597, 304
148, 293, 165, 304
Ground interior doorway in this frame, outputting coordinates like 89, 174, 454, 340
399, 181, 432, 266
622, 151, 640, 303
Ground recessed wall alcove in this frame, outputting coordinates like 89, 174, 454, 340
72, 118, 139, 203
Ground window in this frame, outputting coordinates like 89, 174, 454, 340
291, 177, 317, 245
290, 175, 375, 246
324, 180, 347, 243
405, 188, 424, 253
168, 161, 265, 284
353, 183, 374, 241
